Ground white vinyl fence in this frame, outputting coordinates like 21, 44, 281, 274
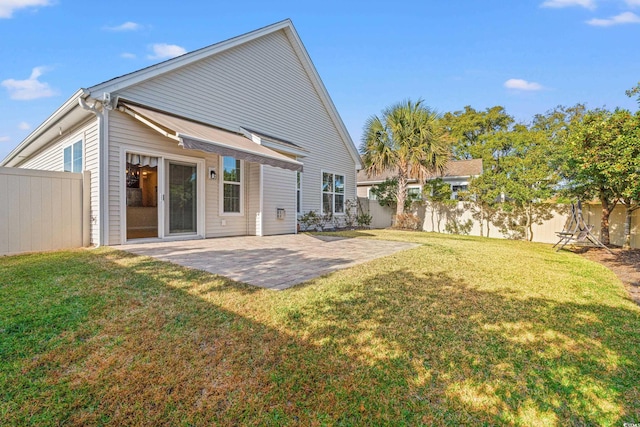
0, 167, 90, 256
359, 198, 639, 249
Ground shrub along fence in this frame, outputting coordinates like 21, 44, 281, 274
0, 167, 90, 256
358, 197, 639, 249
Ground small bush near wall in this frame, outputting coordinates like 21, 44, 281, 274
299, 199, 373, 231
393, 213, 421, 230
356, 212, 373, 228
298, 211, 333, 231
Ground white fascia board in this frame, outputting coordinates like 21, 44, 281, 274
86, 20, 294, 96
238, 127, 309, 158
259, 140, 308, 158
1, 89, 86, 166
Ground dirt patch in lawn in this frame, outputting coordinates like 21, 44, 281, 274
577, 247, 640, 305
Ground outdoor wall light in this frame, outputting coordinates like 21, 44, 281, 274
209, 167, 217, 180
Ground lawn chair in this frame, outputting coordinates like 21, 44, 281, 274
553, 201, 612, 254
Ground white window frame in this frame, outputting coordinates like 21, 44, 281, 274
407, 185, 422, 202
321, 170, 345, 215
119, 146, 206, 244
63, 140, 83, 173
367, 187, 378, 201
451, 183, 468, 200
219, 156, 244, 216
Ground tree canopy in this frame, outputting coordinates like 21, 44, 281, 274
360, 83, 639, 247
360, 99, 451, 217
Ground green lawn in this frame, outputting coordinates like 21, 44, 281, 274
1, 230, 639, 426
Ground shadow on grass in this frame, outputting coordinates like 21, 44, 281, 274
1, 249, 639, 425
282, 268, 640, 425
306, 230, 378, 239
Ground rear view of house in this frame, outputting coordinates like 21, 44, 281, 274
2, 19, 361, 246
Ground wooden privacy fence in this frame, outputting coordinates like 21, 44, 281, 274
359, 198, 639, 249
0, 167, 90, 256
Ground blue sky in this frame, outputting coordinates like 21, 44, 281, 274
1, 0, 639, 161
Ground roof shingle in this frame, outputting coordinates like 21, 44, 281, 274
357, 158, 483, 184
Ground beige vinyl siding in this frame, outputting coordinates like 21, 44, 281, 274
109, 111, 263, 243
115, 29, 356, 218
207, 157, 248, 239
262, 166, 296, 235
109, 111, 203, 243
19, 117, 100, 245
246, 162, 261, 236
84, 120, 100, 245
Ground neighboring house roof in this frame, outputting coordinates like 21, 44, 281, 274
2, 19, 361, 169
357, 158, 483, 185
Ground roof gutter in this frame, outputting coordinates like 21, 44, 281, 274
78, 93, 109, 247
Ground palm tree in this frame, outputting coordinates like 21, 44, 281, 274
361, 99, 451, 218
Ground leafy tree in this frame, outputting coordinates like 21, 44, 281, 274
621, 85, 640, 248
442, 105, 515, 237
361, 99, 450, 217
442, 105, 514, 162
369, 178, 412, 211
626, 81, 640, 105
464, 169, 505, 237
424, 178, 456, 233
563, 108, 639, 245
608, 111, 640, 248
500, 125, 562, 241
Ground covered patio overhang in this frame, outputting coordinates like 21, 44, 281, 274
118, 102, 303, 172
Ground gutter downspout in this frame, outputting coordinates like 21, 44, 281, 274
79, 94, 108, 247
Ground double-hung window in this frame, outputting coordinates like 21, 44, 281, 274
322, 172, 345, 214
222, 156, 242, 214
63, 141, 82, 172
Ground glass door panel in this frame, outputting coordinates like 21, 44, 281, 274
126, 154, 158, 239
169, 162, 197, 234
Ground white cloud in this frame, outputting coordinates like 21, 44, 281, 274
541, 0, 596, 9
0, 136, 10, 142
626, 0, 640, 7
0, 0, 52, 19
147, 43, 187, 60
104, 21, 142, 32
1, 66, 57, 100
504, 78, 544, 91
121, 52, 137, 59
587, 11, 640, 25
18, 121, 30, 130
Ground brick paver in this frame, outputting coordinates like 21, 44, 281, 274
119, 234, 418, 290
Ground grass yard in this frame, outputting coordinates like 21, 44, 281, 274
1, 230, 639, 426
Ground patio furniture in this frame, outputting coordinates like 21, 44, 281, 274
553, 201, 612, 254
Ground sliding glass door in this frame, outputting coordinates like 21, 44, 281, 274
125, 154, 159, 240
168, 162, 197, 234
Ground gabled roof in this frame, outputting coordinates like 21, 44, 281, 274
2, 19, 361, 169
86, 19, 361, 168
357, 158, 483, 185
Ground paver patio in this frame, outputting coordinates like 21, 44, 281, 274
119, 233, 419, 290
